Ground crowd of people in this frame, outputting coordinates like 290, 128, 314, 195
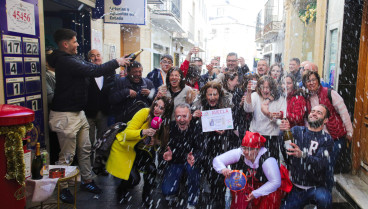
45, 28, 353, 209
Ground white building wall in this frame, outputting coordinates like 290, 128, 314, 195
324, 0, 345, 90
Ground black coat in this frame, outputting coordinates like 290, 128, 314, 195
85, 75, 115, 118
167, 120, 204, 165
48, 49, 118, 112
109, 76, 155, 123
231, 87, 252, 139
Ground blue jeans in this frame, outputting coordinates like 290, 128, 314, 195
281, 186, 332, 209
326, 137, 346, 192
161, 163, 200, 206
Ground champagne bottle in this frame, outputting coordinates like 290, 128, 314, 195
31, 142, 43, 180
125, 49, 143, 61
283, 120, 294, 150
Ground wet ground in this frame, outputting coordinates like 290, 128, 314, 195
27, 172, 356, 209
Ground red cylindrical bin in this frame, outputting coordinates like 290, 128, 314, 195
0, 104, 34, 209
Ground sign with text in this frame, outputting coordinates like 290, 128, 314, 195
91, 29, 103, 53
1, 0, 44, 146
201, 108, 234, 132
6, 0, 36, 35
104, 0, 146, 25
2, 35, 22, 54
4, 57, 23, 75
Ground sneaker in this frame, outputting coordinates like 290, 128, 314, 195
80, 180, 102, 194
60, 188, 74, 204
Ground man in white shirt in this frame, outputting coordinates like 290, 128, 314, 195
85, 49, 116, 175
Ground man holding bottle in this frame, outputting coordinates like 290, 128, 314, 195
279, 104, 334, 209
48, 28, 130, 204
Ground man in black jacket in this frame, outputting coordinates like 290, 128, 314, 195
85, 49, 115, 174
109, 61, 155, 123
225, 52, 249, 83
162, 103, 203, 208
48, 28, 130, 203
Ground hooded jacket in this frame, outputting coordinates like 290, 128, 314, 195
48, 49, 118, 112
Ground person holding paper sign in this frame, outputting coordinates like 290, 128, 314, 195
244, 76, 286, 162
192, 81, 233, 208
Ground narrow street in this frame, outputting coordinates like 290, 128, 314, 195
28, 173, 356, 209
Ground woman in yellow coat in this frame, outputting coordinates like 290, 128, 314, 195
106, 96, 172, 207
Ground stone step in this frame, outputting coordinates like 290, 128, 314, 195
335, 173, 368, 209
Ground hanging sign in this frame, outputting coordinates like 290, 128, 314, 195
104, 0, 146, 25
6, 0, 36, 35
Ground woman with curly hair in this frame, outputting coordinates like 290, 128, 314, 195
106, 96, 173, 208
244, 75, 286, 162
192, 81, 233, 208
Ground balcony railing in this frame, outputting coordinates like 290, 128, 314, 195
151, 0, 181, 21
255, 30, 263, 42
263, 21, 282, 36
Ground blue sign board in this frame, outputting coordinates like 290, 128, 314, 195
0, 0, 44, 145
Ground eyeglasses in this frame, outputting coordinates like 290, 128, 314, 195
226, 60, 237, 63
161, 60, 173, 65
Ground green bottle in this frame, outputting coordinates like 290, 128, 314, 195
31, 143, 43, 180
